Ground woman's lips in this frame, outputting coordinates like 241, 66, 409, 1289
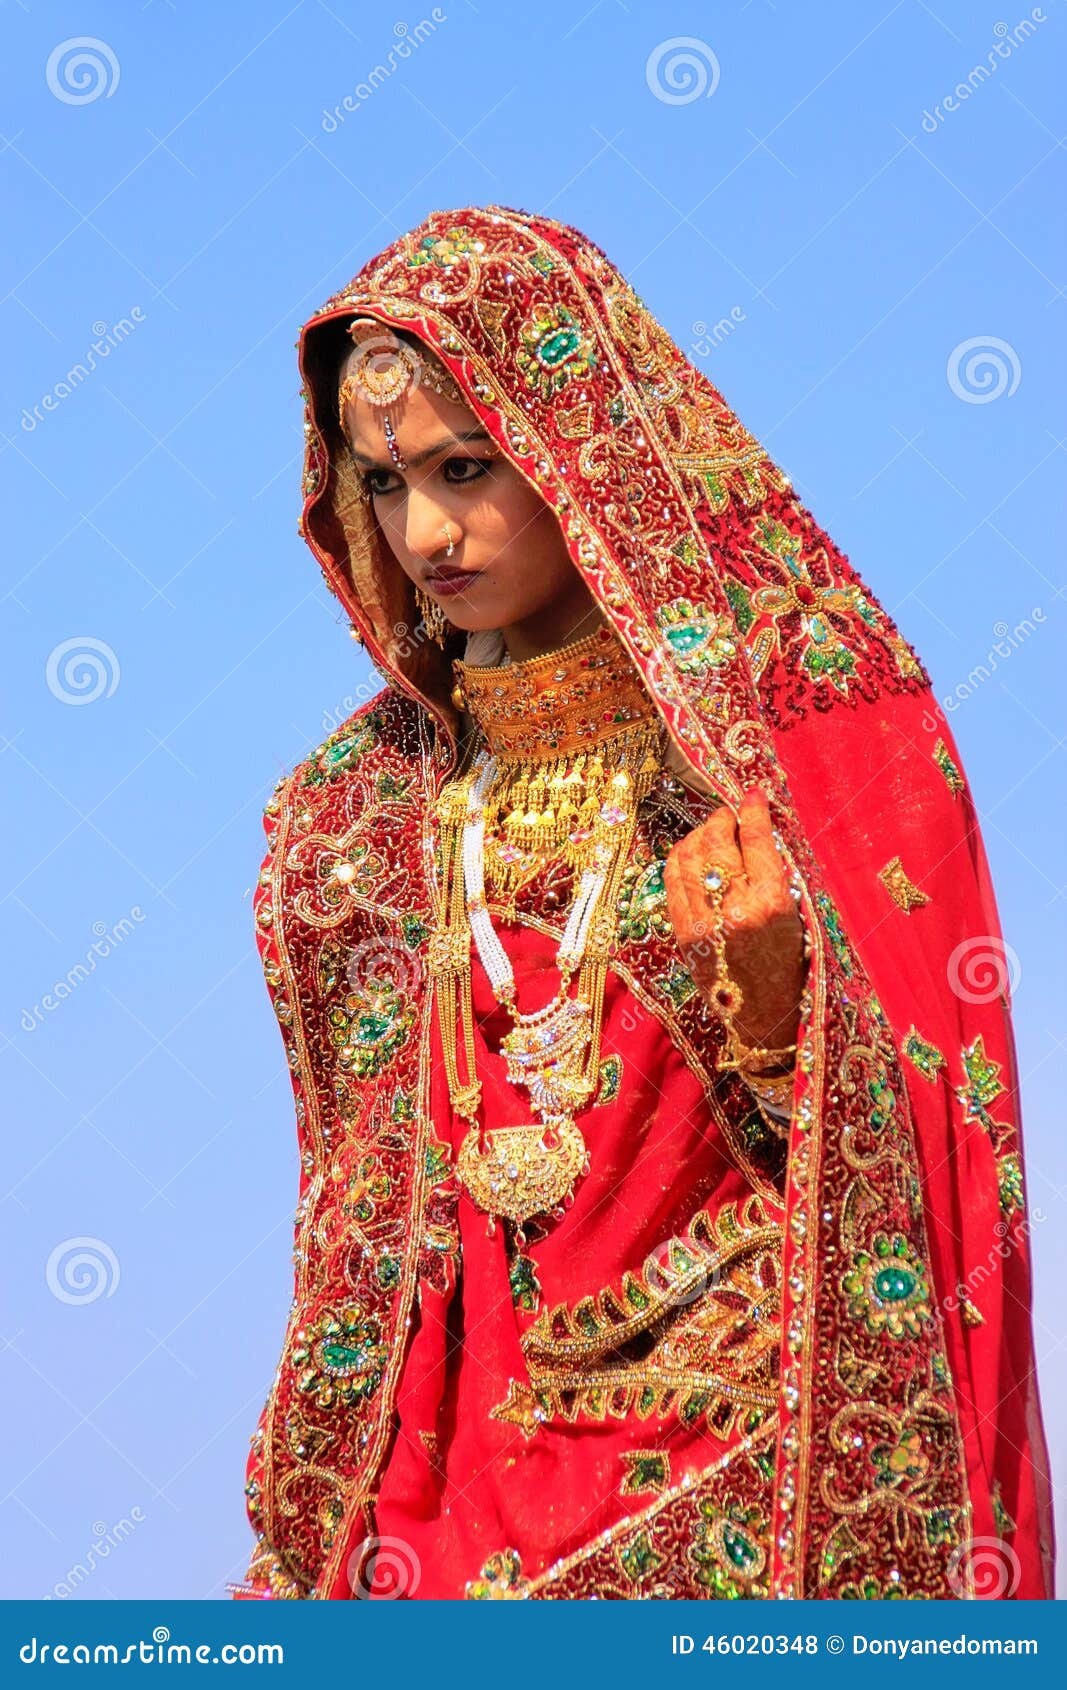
423, 570, 483, 597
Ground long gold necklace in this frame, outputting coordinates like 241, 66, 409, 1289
429, 626, 665, 1229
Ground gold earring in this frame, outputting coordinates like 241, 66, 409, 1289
443, 524, 456, 558
415, 585, 449, 648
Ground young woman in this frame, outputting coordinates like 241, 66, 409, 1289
232, 206, 1052, 1601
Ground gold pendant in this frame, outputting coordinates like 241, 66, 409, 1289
455, 1120, 589, 1223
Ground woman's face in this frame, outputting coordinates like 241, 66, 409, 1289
341, 355, 600, 657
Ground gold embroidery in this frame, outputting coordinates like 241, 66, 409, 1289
494, 1196, 781, 1438
878, 855, 930, 913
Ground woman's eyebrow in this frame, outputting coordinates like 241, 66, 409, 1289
349, 428, 494, 471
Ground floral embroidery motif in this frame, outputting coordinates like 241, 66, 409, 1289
595, 1053, 623, 1104
656, 596, 737, 675
903, 1027, 947, 1083
466, 1547, 530, 1599
878, 855, 930, 913
516, 303, 597, 399
933, 738, 965, 797
956, 1036, 1009, 1137
842, 1232, 932, 1339
871, 1430, 930, 1488
728, 516, 884, 695
292, 1305, 389, 1409
327, 975, 415, 1081
620, 1449, 671, 1496
997, 1152, 1023, 1218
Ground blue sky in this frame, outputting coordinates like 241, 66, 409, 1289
2, 0, 1064, 1599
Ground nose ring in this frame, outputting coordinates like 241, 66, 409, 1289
443, 524, 456, 558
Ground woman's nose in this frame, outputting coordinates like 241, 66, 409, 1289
404, 491, 451, 560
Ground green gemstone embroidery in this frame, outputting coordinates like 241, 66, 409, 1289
303, 714, 381, 787
933, 738, 965, 796
654, 963, 697, 1009
292, 1305, 388, 1409
620, 1451, 668, 1495
815, 890, 854, 977
516, 303, 597, 400
595, 1054, 623, 1105
401, 912, 429, 949
689, 1499, 768, 1598
956, 1035, 1008, 1133
842, 1231, 932, 1339
617, 1530, 662, 1584
656, 596, 737, 675
991, 1479, 1017, 1537
903, 1027, 947, 1083
328, 980, 415, 1081
997, 1151, 1023, 1218
508, 1251, 541, 1312
617, 855, 671, 942
465, 1547, 529, 1600
424, 1140, 452, 1186
408, 226, 484, 269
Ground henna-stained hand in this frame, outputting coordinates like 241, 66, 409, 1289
662, 786, 808, 1059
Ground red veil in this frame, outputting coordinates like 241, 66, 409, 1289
237, 205, 1053, 1600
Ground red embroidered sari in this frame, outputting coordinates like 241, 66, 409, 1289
234, 206, 1053, 1601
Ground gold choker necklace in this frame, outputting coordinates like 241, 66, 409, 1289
451, 625, 665, 897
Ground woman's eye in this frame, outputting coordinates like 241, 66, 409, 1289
442, 457, 493, 484
363, 456, 494, 497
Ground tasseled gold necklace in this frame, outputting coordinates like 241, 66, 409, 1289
430, 623, 666, 1233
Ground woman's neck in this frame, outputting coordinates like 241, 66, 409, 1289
498, 593, 607, 663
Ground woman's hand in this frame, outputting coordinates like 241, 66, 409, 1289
662, 787, 808, 1061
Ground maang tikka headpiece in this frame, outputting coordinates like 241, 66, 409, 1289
337, 316, 468, 469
